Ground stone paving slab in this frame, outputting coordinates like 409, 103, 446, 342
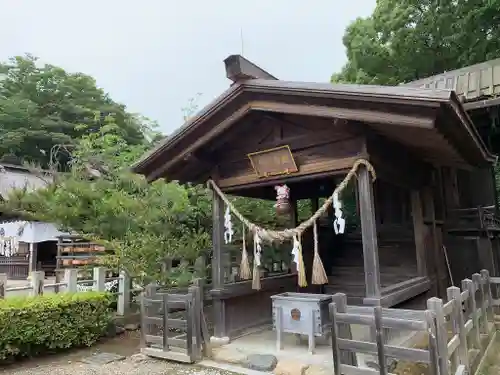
80, 352, 126, 365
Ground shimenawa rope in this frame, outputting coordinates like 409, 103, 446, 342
208, 159, 376, 242
208, 158, 376, 289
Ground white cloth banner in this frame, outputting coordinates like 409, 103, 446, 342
0, 221, 68, 243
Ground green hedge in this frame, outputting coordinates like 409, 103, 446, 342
0, 292, 113, 361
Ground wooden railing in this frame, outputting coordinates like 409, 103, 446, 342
447, 205, 500, 232
480, 205, 500, 229
0, 267, 142, 316
330, 269, 498, 375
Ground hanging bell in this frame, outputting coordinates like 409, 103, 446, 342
274, 184, 291, 215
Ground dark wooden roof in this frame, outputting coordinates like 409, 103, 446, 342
402, 58, 500, 111
133, 79, 496, 182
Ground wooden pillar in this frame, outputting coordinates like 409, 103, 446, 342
441, 167, 460, 210
410, 190, 427, 277
423, 186, 446, 297
476, 237, 497, 276
357, 166, 381, 300
210, 190, 227, 340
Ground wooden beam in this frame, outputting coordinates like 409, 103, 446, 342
411, 190, 427, 277
379, 277, 431, 307
357, 165, 381, 298
224, 55, 278, 83
218, 156, 363, 189
250, 101, 435, 129
463, 96, 500, 111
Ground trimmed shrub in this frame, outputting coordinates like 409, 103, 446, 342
0, 292, 113, 361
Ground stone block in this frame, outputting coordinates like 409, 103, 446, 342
81, 352, 126, 365
273, 359, 309, 375
210, 336, 230, 347
245, 354, 278, 371
212, 347, 247, 364
129, 353, 149, 363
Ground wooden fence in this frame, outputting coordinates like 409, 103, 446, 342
0, 267, 142, 316
140, 279, 211, 363
330, 269, 498, 375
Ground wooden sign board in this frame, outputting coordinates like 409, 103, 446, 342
248, 145, 298, 178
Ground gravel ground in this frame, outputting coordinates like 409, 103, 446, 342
1, 354, 238, 375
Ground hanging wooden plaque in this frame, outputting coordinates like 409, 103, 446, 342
248, 145, 298, 178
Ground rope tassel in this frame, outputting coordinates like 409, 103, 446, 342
239, 225, 251, 280
311, 221, 328, 285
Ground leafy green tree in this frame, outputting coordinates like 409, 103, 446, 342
332, 0, 500, 85
2, 124, 211, 286
0, 54, 150, 169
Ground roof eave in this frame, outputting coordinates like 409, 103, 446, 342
446, 93, 497, 165
131, 83, 245, 174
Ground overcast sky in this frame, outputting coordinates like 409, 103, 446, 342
0, 0, 375, 134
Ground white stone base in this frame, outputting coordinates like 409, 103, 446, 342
210, 336, 230, 347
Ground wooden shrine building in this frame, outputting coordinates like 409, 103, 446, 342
133, 55, 498, 342
403, 59, 500, 284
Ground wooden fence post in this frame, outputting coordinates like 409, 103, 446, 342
140, 283, 156, 349
93, 267, 106, 292
330, 302, 342, 375
117, 270, 130, 316
0, 273, 6, 299
425, 310, 440, 375
463, 278, 481, 350
373, 306, 388, 375
446, 287, 459, 371
480, 269, 494, 323
193, 278, 211, 356
472, 273, 488, 334
188, 284, 202, 361
64, 268, 78, 293
331, 293, 357, 366
448, 286, 469, 369
30, 271, 45, 296
162, 293, 170, 352
427, 297, 449, 375
194, 256, 206, 278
